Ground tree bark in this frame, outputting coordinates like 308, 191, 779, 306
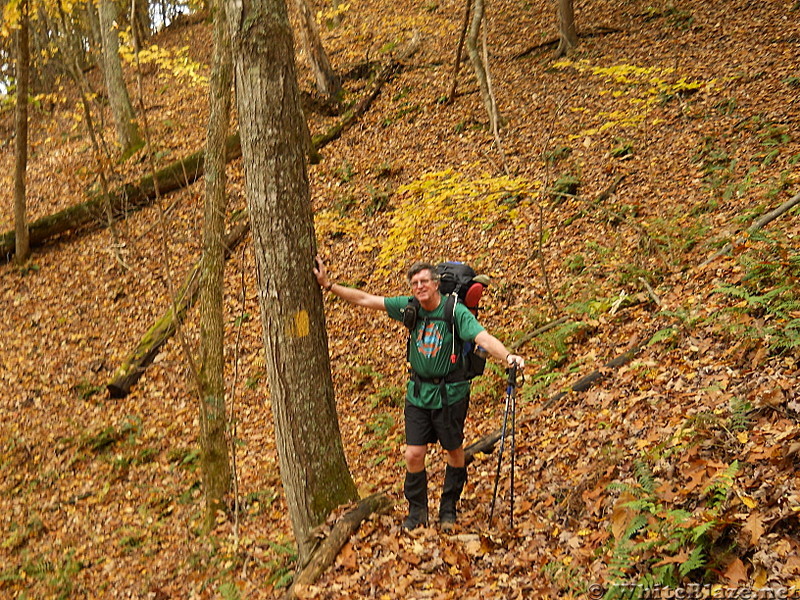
447, 0, 471, 104
292, 0, 342, 99
555, 0, 578, 58
98, 0, 142, 154
14, 0, 31, 264
224, 0, 358, 563
465, 0, 501, 132
130, 0, 152, 42
86, 0, 104, 69
198, 0, 234, 532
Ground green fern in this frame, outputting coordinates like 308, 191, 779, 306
703, 461, 739, 511
728, 397, 754, 431
607, 539, 637, 581
691, 519, 719, 542
714, 234, 800, 353
679, 545, 706, 577
534, 321, 587, 365
219, 582, 242, 600
633, 459, 656, 494
603, 454, 740, 591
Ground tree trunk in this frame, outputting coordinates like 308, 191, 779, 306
465, 0, 501, 132
107, 222, 249, 398
555, 0, 578, 57
224, 0, 358, 563
86, 0, 104, 69
31, 5, 57, 94
14, 0, 31, 264
446, 0, 471, 103
292, 0, 342, 99
131, 0, 152, 41
0, 133, 242, 261
98, 0, 142, 154
199, 0, 233, 533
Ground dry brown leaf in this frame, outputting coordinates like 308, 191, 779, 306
724, 558, 749, 586
742, 512, 765, 546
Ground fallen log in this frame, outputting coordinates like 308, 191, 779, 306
284, 493, 393, 600
699, 191, 800, 268
2, 43, 419, 262
106, 46, 417, 398
1, 134, 242, 262
464, 336, 648, 463
510, 316, 569, 352
311, 32, 419, 150
106, 221, 249, 398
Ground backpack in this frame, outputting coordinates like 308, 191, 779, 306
402, 262, 490, 380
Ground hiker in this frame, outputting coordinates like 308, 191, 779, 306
313, 256, 525, 531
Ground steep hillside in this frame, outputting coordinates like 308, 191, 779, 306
1, 0, 798, 598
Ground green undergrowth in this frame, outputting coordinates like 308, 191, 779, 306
712, 231, 800, 353
601, 459, 740, 599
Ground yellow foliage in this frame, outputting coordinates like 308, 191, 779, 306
554, 59, 715, 140
118, 35, 208, 86
316, 2, 351, 24
314, 210, 378, 256
374, 168, 538, 276
1, 0, 21, 37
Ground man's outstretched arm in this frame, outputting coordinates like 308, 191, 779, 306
313, 255, 387, 311
474, 330, 525, 369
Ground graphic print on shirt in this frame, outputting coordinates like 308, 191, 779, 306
416, 322, 443, 359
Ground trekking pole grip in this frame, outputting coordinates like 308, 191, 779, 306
506, 364, 518, 389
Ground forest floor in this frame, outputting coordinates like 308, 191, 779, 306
1, 0, 799, 598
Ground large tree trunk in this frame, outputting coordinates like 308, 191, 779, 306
14, 0, 31, 264
199, 0, 233, 533
103, 54, 406, 395
292, 0, 342, 99
555, 0, 578, 57
98, 0, 142, 154
224, 0, 358, 563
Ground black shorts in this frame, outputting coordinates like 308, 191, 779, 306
405, 396, 469, 451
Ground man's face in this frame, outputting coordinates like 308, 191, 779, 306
409, 269, 439, 305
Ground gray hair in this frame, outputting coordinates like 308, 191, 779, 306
406, 262, 439, 284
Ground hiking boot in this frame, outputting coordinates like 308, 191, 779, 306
402, 470, 428, 530
439, 465, 467, 532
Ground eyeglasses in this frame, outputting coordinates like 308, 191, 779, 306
410, 278, 433, 288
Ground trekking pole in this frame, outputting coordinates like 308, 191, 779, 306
488, 364, 518, 527
509, 366, 518, 528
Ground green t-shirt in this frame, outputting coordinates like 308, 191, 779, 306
385, 295, 485, 409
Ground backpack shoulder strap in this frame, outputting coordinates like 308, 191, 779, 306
443, 294, 456, 328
